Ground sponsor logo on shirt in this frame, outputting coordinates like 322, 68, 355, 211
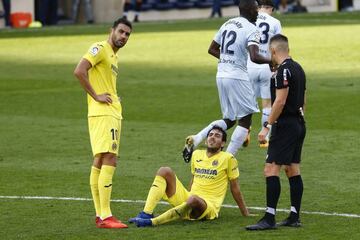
194, 168, 218, 176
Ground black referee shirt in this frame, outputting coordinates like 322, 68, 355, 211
271, 58, 306, 118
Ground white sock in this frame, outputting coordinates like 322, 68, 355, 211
266, 207, 276, 215
193, 120, 227, 147
226, 126, 248, 156
261, 107, 271, 126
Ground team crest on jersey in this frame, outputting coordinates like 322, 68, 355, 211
212, 160, 219, 167
90, 46, 99, 56
112, 142, 117, 151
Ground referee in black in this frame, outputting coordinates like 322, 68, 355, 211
246, 34, 306, 230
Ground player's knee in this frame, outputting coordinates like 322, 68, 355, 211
238, 114, 252, 129
186, 196, 201, 208
101, 152, 117, 166
285, 165, 300, 177
157, 167, 174, 178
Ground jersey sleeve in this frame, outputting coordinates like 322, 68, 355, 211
274, 66, 291, 89
275, 21, 282, 34
247, 28, 260, 47
213, 25, 223, 44
83, 43, 104, 67
227, 155, 240, 180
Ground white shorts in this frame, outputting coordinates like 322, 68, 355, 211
216, 77, 259, 121
248, 66, 273, 99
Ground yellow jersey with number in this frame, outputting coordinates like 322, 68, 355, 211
83, 41, 122, 119
190, 150, 239, 213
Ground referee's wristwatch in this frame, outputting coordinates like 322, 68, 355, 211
263, 121, 272, 129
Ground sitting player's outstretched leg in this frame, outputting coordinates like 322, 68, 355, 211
135, 195, 207, 227
129, 167, 176, 223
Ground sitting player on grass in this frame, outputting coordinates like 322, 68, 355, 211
129, 126, 250, 227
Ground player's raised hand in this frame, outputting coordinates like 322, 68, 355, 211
96, 93, 112, 104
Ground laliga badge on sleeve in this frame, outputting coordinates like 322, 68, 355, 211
90, 46, 99, 56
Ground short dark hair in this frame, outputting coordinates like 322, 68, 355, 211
270, 34, 288, 45
207, 126, 227, 142
112, 17, 132, 30
238, 0, 258, 19
257, 0, 274, 8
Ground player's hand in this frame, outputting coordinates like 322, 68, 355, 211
258, 128, 269, 144
241, 208, 250, 217
96, 93, 112, 104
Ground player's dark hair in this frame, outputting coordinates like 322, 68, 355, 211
257, 0, 274, 8
207, 126, 227, 142
238, 0, 258, 21
270, 34, 288, 45
112, 17, 132, 30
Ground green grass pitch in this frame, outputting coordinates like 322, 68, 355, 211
0, 11, 359, 239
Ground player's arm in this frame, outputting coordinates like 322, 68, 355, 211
208, 40, 220, 59
258, 87, 288, 143
248, 44, 271, 64
73, 58, 112, 104
229, 178, 249, 216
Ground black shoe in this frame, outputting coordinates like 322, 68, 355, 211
277, 217, 301, 227
246, 217, 276, 231
182, 145, 193, 163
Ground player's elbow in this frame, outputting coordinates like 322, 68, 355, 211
73, 67, 83, 79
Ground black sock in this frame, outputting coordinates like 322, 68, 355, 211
265, 176, 281, 223
289, 175, 303, 220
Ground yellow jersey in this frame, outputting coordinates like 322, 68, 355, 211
190, 150, 239, 213
83, 41, 122, 119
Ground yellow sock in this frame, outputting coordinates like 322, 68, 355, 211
90, 166, 101, 217
98, 165, 116, 219
152, 202, 191, 226
143, 175, 167, 214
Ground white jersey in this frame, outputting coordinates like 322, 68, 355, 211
214, 17, 260, 80
248, 12, 282, 68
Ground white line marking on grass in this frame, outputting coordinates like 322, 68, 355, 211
1, 195, 359, 218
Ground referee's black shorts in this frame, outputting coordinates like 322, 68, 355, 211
266, 116, 306, 165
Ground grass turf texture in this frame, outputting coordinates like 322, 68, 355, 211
0, 11, 359, 239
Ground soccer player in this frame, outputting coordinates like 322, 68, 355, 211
73, 17, 132, 229
246, 34, 306, 230
183, 0, 272, 161
247, 0, 282, 148
129, 126, 250, 227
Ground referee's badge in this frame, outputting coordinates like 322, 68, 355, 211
212, 160, 219, 167
112, 142, 117, 151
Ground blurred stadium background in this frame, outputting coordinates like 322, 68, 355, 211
0, 0, 359, 26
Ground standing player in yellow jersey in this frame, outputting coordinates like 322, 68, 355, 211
129, 126, 250, 227
74, 17, 132, 229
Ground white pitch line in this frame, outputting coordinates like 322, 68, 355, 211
1, 195, 359, 218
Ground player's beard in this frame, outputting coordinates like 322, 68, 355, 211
112, 36, 124, 49
207, 146, 221, 154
